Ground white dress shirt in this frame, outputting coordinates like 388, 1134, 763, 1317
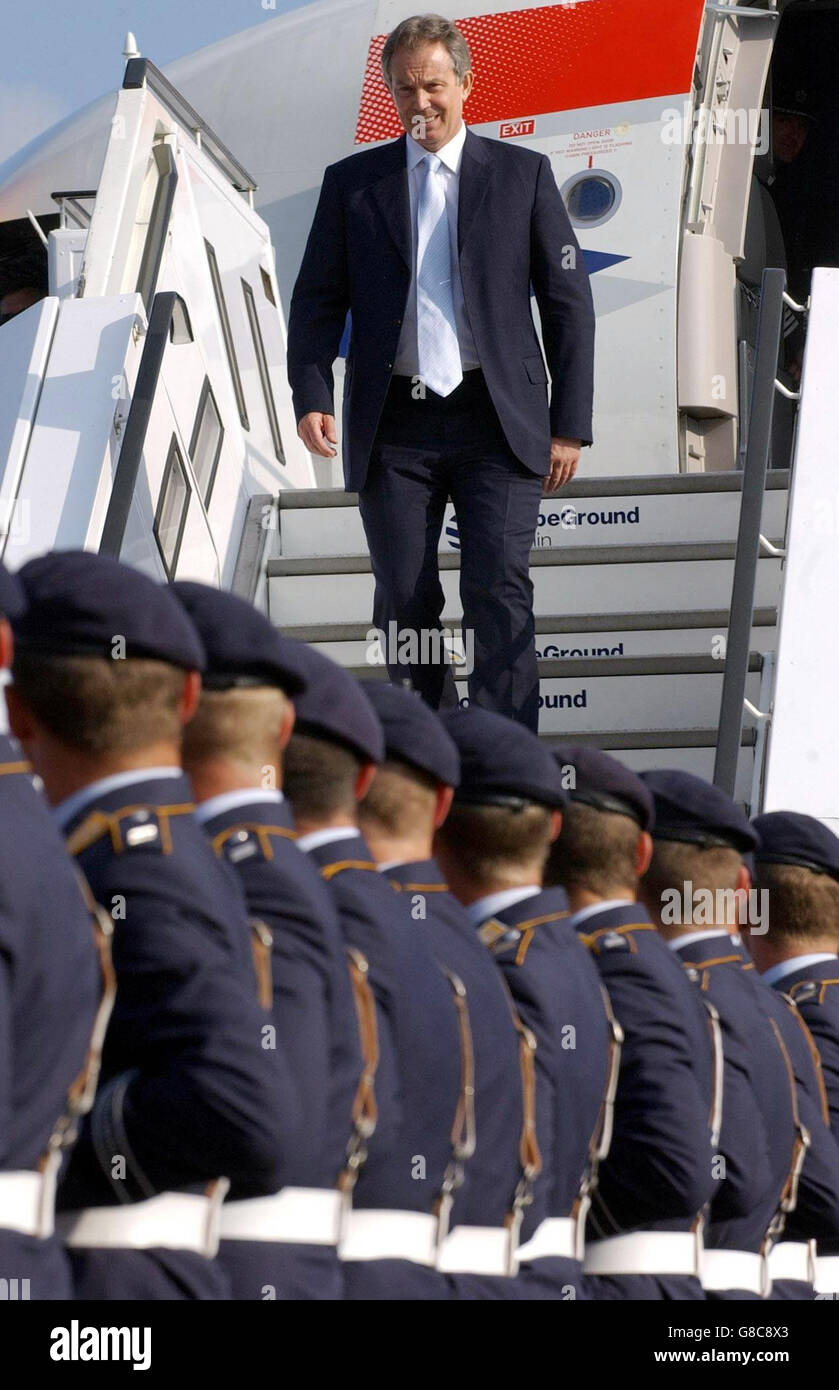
393, 122, 480, 377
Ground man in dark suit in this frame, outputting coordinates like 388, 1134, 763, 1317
287, 13, 595, 731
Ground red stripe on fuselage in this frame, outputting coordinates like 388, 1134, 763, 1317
355, 0, 705, 144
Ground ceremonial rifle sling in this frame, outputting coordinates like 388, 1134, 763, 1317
36, 866, 117, 1227
433, 967, 477, 1246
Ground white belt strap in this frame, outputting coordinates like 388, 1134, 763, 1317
516, 1216, 579, 1264
767, 1240, 816, 1285
0, 1162, 59, 1239
584, 1230, 702, 1278
219, 1187, 345, 1246
57, 1184, 229, 1258
436, 1223, 516, 1277
338, 1209, 438, 1266
701, 1248, 767, 1296
814, 1255, 839, 1294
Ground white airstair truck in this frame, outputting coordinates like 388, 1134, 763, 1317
0, 0, 836, 824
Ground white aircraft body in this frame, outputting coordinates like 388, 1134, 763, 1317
0, 0, 836, 825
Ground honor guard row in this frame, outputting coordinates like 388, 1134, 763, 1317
2, 547, 839, 1300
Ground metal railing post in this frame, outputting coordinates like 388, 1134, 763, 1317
713, 266, 786, 795
99, 292, 184, 558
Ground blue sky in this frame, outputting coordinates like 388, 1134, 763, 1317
0, 0, 311, 163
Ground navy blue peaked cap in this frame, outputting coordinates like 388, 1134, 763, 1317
0, 561, 24, 620
440, 705, 566, 810
752, 811, 839, 884
640, 769, 758, 854
553, 743, 653, 830
288, 642, 384, 764
361, 681, 460, 787
171, 581, 306, 695
13, 550, 205, 670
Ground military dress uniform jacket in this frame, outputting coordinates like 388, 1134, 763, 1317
385, 860, 531, 1299
57, 774, 297, 1300
0, 735, 101, 1299
780, 960, 839, 1143
202, 795, 362, 1301
749, 950, 839, 1298
672, 935, 801, 1298
475, 886, 617, 1301
574, 903, 718, 1300
305, 832, 461, 1300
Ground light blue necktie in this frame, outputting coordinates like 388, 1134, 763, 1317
416, 153, 463, 398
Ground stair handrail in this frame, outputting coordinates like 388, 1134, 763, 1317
713, 266, 800, 796
98, 291, 192, 558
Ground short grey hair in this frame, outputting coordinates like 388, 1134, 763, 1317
381, 14, 472, 88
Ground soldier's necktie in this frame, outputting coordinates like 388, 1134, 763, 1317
416, 153, 463, 398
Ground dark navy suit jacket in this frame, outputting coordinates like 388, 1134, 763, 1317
287, 127, 596, 490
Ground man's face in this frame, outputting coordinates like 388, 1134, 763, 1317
772, 111, 810, 166
388, 41, 473, 152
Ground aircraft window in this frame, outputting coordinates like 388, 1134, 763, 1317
204, 239, 250, 431
189, 377, 224, 507
242, 278, 285, 464
560, 170, 622, 228
154, 435, 190, 578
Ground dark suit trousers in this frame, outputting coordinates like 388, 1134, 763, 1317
358, 370, 543, 730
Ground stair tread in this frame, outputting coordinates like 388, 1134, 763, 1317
350, 653, 763, 680
280, 608, 778, 642
538, 728, 757, 750
267, 540, 785, 576
276, 470, 790, 508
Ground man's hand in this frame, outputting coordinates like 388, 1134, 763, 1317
544, 437, 581, 493
298, 412, 338, 457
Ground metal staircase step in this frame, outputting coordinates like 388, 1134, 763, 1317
274, 469, 790, 509
538, 728, 757, 751
280, 608, 778, 644
266, 540, 785, 578
349, 653, 763, 682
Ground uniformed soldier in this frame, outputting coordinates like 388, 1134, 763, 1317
434, 708, 619, 1301
637, 771, 816, 1300
0, 562, 103, 1300
357, 681, 533, 1298
749, 810, 839, 1298
282, 644, 462, 1300
623, 773, 839, 1300
6, 551, 297, 1300
544, 746, 718, 1299
173, 580, 363, 1300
